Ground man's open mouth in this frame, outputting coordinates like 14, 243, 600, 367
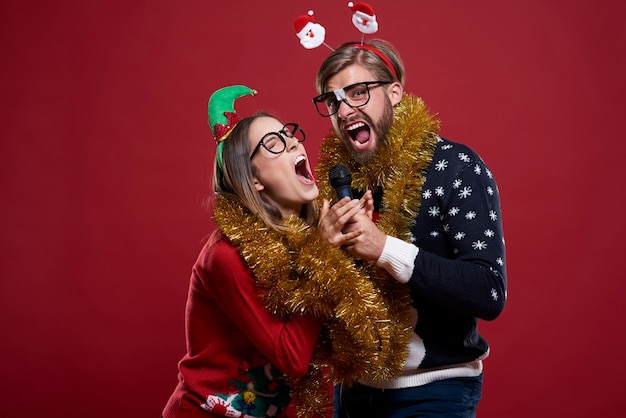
346, 121, 371, 144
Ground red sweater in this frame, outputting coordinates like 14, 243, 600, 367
162, 234, 323, 418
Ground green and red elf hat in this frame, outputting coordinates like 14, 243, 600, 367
208, 85, 257, 171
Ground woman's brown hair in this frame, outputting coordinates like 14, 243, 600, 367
212, 112, 318, 230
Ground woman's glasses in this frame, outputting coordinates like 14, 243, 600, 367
250, 123, 305, 159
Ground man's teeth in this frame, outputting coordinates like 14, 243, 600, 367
346, 122, 366, 131
295, 155, 305, 166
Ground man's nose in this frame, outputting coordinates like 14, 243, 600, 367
336, 99, 355, 119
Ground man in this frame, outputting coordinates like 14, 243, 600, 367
314, 39, 507, 418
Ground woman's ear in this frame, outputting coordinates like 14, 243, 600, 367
253, 177, 264, 192
388, 82, 404, 106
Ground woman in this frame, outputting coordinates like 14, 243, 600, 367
162, 99, 328, 416
163, 86, 410, 418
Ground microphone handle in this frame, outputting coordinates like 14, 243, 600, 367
335, 186, 353, 200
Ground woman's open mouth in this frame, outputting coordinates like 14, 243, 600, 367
295, 155, 315, 184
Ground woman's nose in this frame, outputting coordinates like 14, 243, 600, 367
286, 134, 299, 150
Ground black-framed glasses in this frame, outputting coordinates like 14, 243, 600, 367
312, 81, 393, 117
250, 123, 306, 159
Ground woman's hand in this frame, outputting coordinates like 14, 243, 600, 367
318, 191, 375, 248
330, 190, 386, 262
318, 197, 362, 247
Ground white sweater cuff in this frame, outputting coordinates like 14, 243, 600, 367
376, 235, 419, 283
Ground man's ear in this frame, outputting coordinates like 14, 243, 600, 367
388, 82, 404, 106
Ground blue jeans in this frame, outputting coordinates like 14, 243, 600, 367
333, 375, 483, 418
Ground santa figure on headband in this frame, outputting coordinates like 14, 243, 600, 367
348, 2, 378, 34
294, 10, 326, 49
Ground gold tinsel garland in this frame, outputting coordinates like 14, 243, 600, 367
213, 195, 413, 417
315, 93, 441, 385
316, 94, 440, 238
211, 94, 438, 417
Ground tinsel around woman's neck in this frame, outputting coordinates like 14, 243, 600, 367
212, 195, 414, 417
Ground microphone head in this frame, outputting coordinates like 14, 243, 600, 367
329, 164, 352, 188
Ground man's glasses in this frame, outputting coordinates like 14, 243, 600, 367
312, 81, 393, 117
250, 123, 306, 159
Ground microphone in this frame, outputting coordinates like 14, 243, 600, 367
329, 164, 353, 200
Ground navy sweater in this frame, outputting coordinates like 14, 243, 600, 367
369, 137, 507, 372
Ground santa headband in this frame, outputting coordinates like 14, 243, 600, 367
349, 43, 398, 79
207, 85, 257, 172
293, 2, 396, 79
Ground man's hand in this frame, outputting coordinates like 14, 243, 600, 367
341, 209, 387, 262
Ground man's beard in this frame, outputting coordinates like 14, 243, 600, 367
340, 96, 395, 165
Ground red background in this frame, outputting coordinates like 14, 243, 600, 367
1, 1, 624, 417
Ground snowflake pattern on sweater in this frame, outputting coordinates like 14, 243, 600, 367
419, 137, 505, 271
407, 136, 507, 370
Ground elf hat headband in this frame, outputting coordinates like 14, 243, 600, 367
207, 85, 257, 171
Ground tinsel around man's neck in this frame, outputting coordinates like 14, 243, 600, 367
316, 93, 440, 241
